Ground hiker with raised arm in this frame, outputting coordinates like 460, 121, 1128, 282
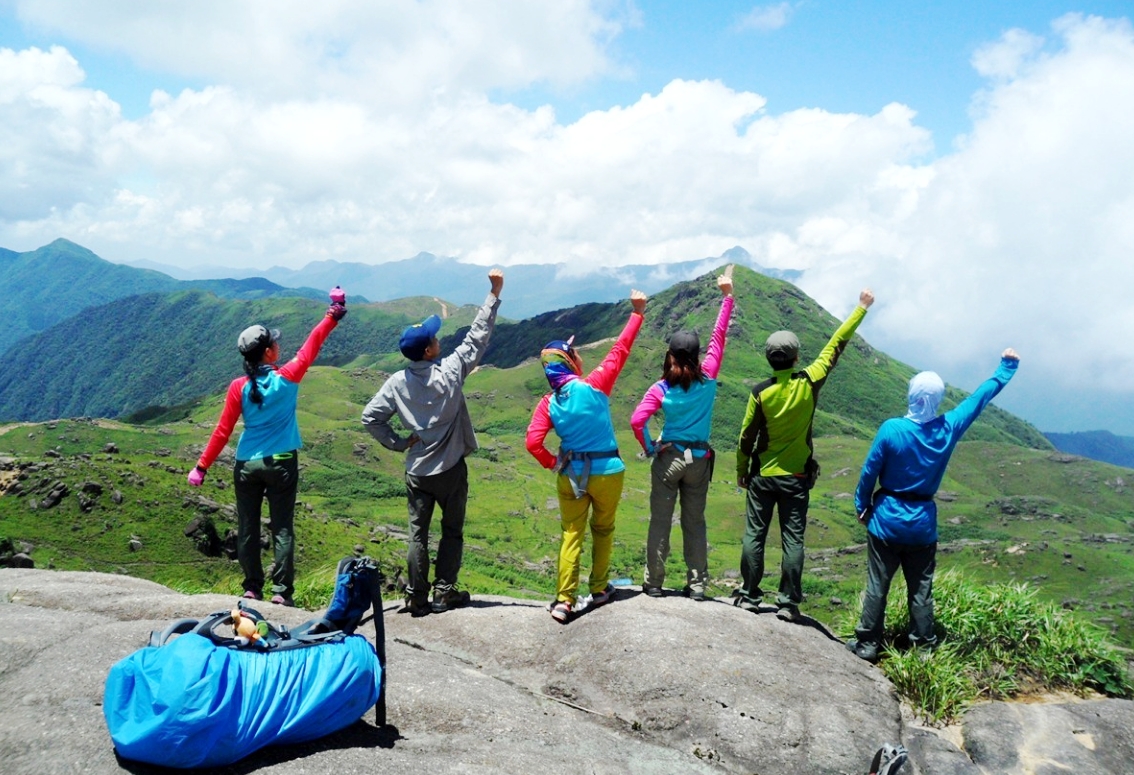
526, 290, 648, 623
846, 348, 1021, 663
631, 267, 734, 601
188, 288, 349, 607
362, 269, 503, 617
734, 288, 875, 621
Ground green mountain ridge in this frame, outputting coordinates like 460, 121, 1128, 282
0, 238, 332, 357
0, 290, 481, 422
0, 265, 1050, 456
1046, 430, 1134, 470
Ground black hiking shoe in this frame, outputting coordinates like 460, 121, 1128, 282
775, 605, 800, 622
682, 585, 706, 602
401, 597, 431, 617
431, 586, 471, 613
846, 639, 880, 663
643, 586, 664, 598
733, 595, 760, 613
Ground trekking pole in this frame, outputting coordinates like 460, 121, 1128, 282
365, 562, 388, 728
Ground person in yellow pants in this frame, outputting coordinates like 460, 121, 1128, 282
526, 290, 647, 623
555, 470, 624, 608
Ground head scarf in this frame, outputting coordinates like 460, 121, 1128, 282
540, 336, 582, 391
906, 371, 945, 424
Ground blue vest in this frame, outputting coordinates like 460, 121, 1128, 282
235, 367, 302, 461
548, 380, 625, 476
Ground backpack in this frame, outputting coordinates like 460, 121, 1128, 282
104, 556, 388, 769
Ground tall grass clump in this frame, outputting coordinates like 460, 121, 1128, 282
844, 569, 1132, 724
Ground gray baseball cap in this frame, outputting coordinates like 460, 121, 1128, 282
237, 325, 280, 355
765, 330, 800, 361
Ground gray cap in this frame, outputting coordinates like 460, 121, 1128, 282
237, 325, 280, 355
765, 330, 800, 361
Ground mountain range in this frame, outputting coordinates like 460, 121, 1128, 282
0, 242, 1047, 453
0, 239, 327, 357
4, 237, 1124, 471
127, 244, 802, 319
1044, 430, 1134, 469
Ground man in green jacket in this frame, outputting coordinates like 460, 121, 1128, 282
735, 288, 874, 620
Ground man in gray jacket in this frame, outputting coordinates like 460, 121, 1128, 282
362, 269, 504, 616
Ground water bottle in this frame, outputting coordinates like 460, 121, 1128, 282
329, 285, 346, 305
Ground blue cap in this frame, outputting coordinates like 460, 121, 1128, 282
399, 315, 442, 360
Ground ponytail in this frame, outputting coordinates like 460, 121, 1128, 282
242, 348, 267, 407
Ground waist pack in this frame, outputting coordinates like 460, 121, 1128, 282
103, 557, 386, 769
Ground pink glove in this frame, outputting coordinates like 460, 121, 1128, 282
326, 302, 348, 321
329, 285, 346, 305
187, 466, 206, 487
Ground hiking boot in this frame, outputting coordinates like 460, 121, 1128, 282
550, 600, 572, 623
270, 594, 294, 607
431, 586, 471, 613
590, 584, 615, 608
682, 585, 706, 602
643, 586, 664, 598
402, 597, 431, 617
733, 595, 760, 613
242, 590, 262, 601
776, 605, 800, 622
846, 639, 880, 663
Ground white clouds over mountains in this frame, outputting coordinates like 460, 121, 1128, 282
1, 3, 1132, 432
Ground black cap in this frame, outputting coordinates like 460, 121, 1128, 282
668, 330, 700, 360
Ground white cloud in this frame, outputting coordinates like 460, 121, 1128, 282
12, 0, 621, 104
971, 28, 1044, 80
0, 46, 121, 220
822, 14, 1134, 430
736, 3, 794, 33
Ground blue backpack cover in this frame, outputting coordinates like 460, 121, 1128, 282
104, 557, 386, 768
104, 632, 379, 768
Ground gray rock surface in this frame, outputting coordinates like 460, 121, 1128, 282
0, 569, 1130, 774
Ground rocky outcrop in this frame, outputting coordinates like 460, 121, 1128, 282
0, 569, 1131, 774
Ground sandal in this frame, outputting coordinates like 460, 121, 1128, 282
550, 600, 572, 623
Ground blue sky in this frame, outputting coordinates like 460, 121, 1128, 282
1, 1, 1133, 434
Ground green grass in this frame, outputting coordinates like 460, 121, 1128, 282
840, 570, 1133, 724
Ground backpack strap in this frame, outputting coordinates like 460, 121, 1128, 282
148, 618, 199, 647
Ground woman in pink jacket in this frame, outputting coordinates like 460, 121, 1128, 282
188, 289, 347, 606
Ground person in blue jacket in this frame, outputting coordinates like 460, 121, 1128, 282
846, 348, 1020, 662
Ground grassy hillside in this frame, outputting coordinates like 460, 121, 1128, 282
0, 291, 480, 422
462, 266, 1049, 449
6, 265, 1122, 656
1, 353, 1131, 648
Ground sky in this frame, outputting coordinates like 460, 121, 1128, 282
1, 0, 1133, 435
